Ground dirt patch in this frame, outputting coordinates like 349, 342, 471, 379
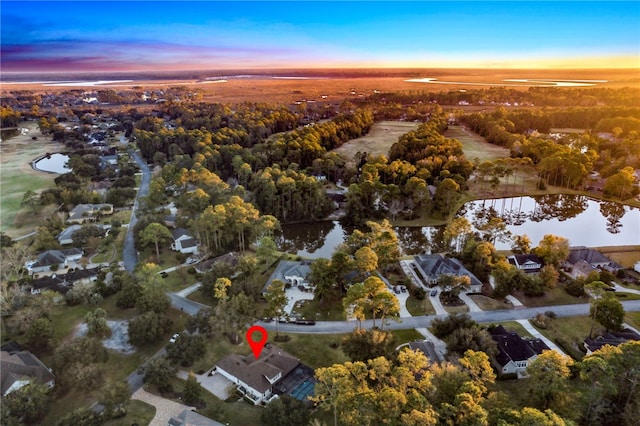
332, 120, 420, 160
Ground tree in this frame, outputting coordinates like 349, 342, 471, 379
343, 276, 398, 329
591, 292, 625, 332
257, 236, 278, 273
603, 166, 638, 200
166, 334, 206, 367
183, 371, 203, 405
135, 263, 170, 314
511, 234, 532, 254
128, 311, 172, 345
260, 395, 311, 426
139, 223, 173, 263
99, 380, 130, 418
434, 178, 460, 215
219, 292, 259, 344
1, 383, 50, 425
142, 356, 176, 394
443, 216, 472, 254
264, 279, 287, 337
535, 234, 569, 267
24, 317, 54, 354
539, 265, 559, 289
21, 190, 39, 215
341, 328, 397, 362
354, 246, 378, 276
526, 350, 574, 412
438, 274, 471, 299
85, 308, 111, 339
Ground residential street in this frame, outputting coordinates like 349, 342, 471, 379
257, 300, 640, 334
122, 150, 151, 272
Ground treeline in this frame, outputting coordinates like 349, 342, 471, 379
369, 86, 640, 107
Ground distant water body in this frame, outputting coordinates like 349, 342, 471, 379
406, 78, 608, 87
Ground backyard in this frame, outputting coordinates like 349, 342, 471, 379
332, 120, 420, 160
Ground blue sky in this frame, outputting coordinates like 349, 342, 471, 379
1, 1, 638, 72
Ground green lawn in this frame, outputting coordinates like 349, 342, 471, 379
470, 294, 513, 311
406, 296, 436, 316
514, 286, 588, 308
105, 400, 156, 426
278, 333, 350, 369
485, 321, 532, 337
530, 315, 600, 361
293, 297, 346, 321
443, 125, 510, 162
625, 311, 640, 329
392, 328, 425, 343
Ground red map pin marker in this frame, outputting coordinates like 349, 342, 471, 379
246, 325, 268, 359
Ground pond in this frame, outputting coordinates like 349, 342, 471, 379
32, 153, 71, 174
277, 194, 640, 258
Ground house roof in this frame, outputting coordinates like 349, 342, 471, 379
567, 247, 621, 269
56, 225, 82, 242
509, 254, 543, 266
68, 203, 112, 221
32, 248, 83, 268
180, 238, 198, 249
413, 253, 482, 288
1, 350, 55, 395
216, 344, 300, 394
172, 227, 191, 240
584, 328, 640, 353
489, 325, 550, 367
30, 267, 101, 294
196, 252, 239, 273
263, 260, 314, 293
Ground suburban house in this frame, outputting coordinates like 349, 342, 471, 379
56, 224, 107, 245
507, 254, 543, 273
413, 253, 483, 292
488, 325, 550, 378
29, 267, 102, 294
564, 246, 623, 279
170, 228, 198, 255
583, 328, 640, 354
195, 252, 239, 274
214, 344, 315, 405
263, 260, 314, 293
25, 248, 83, 275
67, 203, 113, 224
56, 225, 83, 245
1, 346, 55, 396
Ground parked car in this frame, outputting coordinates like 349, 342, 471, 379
160, 271, 168, 278
394, 286, 401, 294
169, 333, 180, 344
400, 286, 407, 293
430, 288, 438, 297
186, 257, 198, 265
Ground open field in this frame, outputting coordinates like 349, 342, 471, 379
3, 68, 638, 105
594, 245, 640, 269
332, 120, 420, 160
444, 125, 511, 162
0, 121, 62, 236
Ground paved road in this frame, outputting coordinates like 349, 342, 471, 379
122, 151, 151, 272
256, 300, 640, 334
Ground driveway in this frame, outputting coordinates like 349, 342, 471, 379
177, 370, 232, 400
284, 286, 315, 315
132, 387, 194, 426
122, 151, 151, 272
459, 292, 483, 312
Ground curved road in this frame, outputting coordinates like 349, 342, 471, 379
256, 300, 640, 334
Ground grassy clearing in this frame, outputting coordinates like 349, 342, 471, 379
105, 400, 156, 426
0, 122, 60, 236
278, 333, 349, 368
138, 245, 182, 269
293, 297, 347, 321
332, 121, 419, 160
514, 286, 588, 308
444, 125, 511, 162
162, 268, 200, 292
392, 328, 425, 343
406, 296, 436, 316
469, 295, 513, 311
531, 315, 599, 361
625, 311, 640, 329
443, 303, 469, 314
485, 321, 532, 337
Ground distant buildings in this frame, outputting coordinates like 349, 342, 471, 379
507, 254, 543, 273
564, 246, 623, 279
67, 203, 113, 224
583, 328, 640, 355
25, 248, 83, 275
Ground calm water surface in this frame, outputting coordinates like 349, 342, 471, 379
33, 153, 70, 174
277, 195, 640, 258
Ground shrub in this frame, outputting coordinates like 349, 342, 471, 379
565, 279, 585, 297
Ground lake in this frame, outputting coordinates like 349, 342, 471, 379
277, 195, 640, 258
33, 153, 71, 174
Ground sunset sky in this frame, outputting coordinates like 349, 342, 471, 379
2, 1, 639, 73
